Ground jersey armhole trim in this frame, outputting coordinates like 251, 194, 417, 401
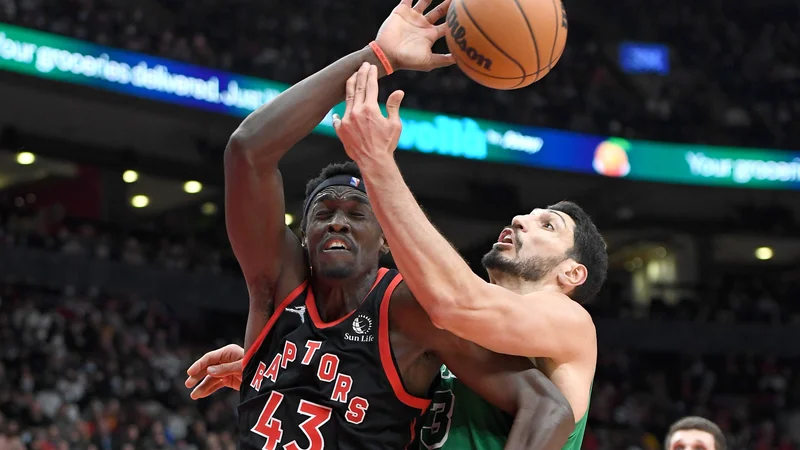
242, 280, 308, 368
378, 274, 432, 411
568, 382, 593, 440
568, 408, 589, 441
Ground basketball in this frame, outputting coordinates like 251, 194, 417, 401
444, 0, 568, 90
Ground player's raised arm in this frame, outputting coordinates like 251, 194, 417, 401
224, 50, 384, 350
335, 66, 603, 425
334, 65, 595, 361
225, 0, 455, 352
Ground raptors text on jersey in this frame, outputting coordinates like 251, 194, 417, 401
237, 268, 431, 450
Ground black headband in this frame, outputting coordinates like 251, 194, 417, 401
302, 174, 368, 222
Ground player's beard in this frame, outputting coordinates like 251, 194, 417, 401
481, 248, 566, 282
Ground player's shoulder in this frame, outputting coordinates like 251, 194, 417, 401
385, 279, 437, 327
386, 279, 429, 329
526, 291, 595, 327
384, 278, 414, 322
360, 268, 402, 305
525, 291, 597, 361
387, 277, 415, 304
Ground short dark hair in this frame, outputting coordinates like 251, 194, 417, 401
301, 161, 364, 232
664, 416, 726, 450
548, 200, 607, 304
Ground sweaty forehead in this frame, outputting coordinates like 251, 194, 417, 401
313, 186, 370, 204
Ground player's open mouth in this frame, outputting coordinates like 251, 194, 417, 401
493, 229, 514, 249
322, 238, 351, 252
497, 229, 513, 244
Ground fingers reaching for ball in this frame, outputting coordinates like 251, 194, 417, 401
424, 0, 451, 24
334, 65, 405, 165
413, 0, 433, 14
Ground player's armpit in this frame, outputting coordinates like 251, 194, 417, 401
223, 155, 305, 300
224, 149, 306, 353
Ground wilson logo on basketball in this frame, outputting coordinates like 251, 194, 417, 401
345, 314, 375, 343
446, 7, 493, 71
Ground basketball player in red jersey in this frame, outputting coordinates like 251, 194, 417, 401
223, 0, 574, 448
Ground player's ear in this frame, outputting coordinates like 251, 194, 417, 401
557, 262, 587, 289
380, 236, 390, 255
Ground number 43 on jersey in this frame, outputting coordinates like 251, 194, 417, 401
251, 392, 332, 450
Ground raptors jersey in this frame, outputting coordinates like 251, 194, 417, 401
238, 268, 431, 450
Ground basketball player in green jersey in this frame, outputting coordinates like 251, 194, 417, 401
421, 364, 589, 450
331, 65, 606, 450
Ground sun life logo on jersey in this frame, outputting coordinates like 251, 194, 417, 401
345, 314, 374, 343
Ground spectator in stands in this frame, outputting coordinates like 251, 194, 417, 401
664, 416, 726, 450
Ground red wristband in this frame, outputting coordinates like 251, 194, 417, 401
369, 41, 394, 75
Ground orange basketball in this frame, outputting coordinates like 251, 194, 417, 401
444, 0, 568, 90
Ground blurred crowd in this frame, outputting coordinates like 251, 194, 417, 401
0, 199, 238, 276
586, 351, 800, 449
604, 0, 800, 147
4, 198, 800, 325
589, 268, 800, 325
1, 280, 799, 450
3, 0, 799, 147
0, 282, 240, 450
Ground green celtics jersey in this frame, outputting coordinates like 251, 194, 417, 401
418, 366, 589, 450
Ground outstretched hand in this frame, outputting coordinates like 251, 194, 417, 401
375, 0, 455, 72
332, 64, 405, 165
185, 344, 244, 400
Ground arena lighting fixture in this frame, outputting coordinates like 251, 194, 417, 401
131, 195, 150, 208
16, 151, 35, 165
184, 180, 203, 194
122, 170, 139, 183
755, 247, 773, 261
201, 202, 217, 215
285, 214, 294, 226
